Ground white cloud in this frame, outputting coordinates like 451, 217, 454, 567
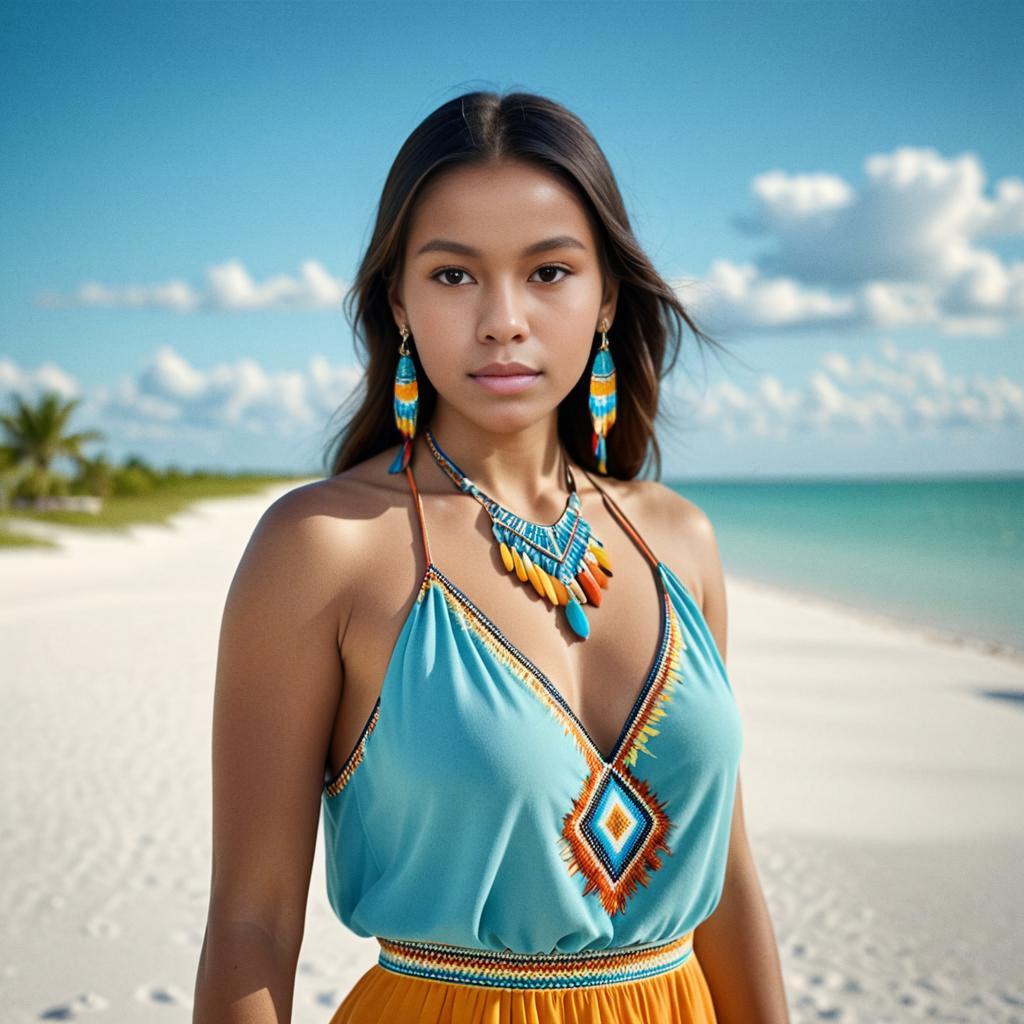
0, 357, 81, 400
90, 345, 364, 436
688, 146, 1024, 335
34, 259, 346, 313
681, 260, 858, 331
734, 169, 855, 230
0, 347, 365, 448
674, 338, 1024, 438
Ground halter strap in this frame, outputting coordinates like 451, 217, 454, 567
579, 467, 661, 569
402, 461, 433, 570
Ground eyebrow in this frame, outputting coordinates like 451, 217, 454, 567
413, 234, 588, 259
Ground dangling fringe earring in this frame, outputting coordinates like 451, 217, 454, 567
588, 319, 617, 475
387, 324, 418, 474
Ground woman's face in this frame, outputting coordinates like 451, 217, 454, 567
389, 158, 618, 436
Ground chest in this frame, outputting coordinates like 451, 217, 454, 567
340, 501, 701, 766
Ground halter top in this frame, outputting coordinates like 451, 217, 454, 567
321, 458, 743, 956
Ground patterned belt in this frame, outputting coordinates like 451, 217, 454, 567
375, 930, 694, 989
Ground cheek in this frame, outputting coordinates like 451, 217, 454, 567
552, 346, 596, 399
415, 337, 465, 392
404, 296, 462, 378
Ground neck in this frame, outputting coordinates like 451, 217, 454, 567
416, 406, 571, 519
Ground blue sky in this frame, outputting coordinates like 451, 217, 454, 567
2, 0, 1022, 479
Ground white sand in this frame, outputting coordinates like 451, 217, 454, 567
1, 483, 1022, 1023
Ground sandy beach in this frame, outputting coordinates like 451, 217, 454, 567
1, 481, 1021, 1024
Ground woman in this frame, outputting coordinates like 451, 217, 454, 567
194, 90, 790, 1023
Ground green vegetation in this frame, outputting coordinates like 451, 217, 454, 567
0, 523, 58, 549
0, 390, 313, 547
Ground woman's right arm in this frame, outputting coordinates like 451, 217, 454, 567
192, 487, 352, 1023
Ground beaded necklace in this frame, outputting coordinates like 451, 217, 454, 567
422, 427, 614, 640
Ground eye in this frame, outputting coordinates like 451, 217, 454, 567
429, 264, 573, 287
530, 264, 572, 284
431, 267, 476, 287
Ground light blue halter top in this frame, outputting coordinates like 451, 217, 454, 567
321, 460, 743, 956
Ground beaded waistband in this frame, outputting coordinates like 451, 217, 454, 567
376, 931, 694, 990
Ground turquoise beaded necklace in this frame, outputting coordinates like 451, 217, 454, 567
422, 427, 615, 640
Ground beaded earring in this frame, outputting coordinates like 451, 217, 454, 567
387, 324, 419, 474
588, 319, 617, 475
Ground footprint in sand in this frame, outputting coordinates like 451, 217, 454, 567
313, 988, 347, 1008
817, 969, 858, 993
811, 1008, 842, 1021
39, 991, 110, 1018
791, 992, 844, 1021
132, 983, 192, 1008
999, 986, 1024, 1007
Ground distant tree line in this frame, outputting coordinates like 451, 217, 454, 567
0, 389, 242, 511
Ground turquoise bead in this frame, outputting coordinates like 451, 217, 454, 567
564, 596, 590, 639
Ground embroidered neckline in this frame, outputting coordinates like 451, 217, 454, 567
323, 559, 692, 794
424, 561, 677, 767
323, 557, 692, 917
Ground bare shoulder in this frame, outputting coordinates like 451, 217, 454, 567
248, 479, 355, 593
640, 479, 717, 544
641, 479, 729, 663
590, 477, 717, 598
243, 449, 409, 622
585, 473, 710, 532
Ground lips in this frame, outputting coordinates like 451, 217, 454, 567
469, 363, 543, 395
470, 362, 540, 377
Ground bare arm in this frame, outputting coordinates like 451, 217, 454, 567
686, 507, 791, 1024
193, 488, 347, 1023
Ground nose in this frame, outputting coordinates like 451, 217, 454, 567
476, 279, 529, 345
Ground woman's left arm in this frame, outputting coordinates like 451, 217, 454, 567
679, 500, 791, 1023
695, 774, 791, 1023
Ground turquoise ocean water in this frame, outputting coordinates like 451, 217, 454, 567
666, 476, 1024, 656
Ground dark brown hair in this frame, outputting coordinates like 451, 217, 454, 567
323, 89, 727, 481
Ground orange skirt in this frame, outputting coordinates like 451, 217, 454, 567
328, 931, 716, 1023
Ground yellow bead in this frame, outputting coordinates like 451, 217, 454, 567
537, 567, 559, 605
590, 543, 613, 573
499, 542, 515, 573
511, 547, 528, 582
521, 551, 546, 597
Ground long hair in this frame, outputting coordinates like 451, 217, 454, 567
323, 89, 727, 481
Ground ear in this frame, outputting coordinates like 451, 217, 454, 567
598, 276, 619, 332
387, 278, 407, 334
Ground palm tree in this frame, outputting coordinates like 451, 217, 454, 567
0, 390, 106, 507
0, 443, 15, 514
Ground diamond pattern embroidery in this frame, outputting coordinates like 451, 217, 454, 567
561, 763, 672, 916
555, 584, 687, 917
584, 768, 656, 877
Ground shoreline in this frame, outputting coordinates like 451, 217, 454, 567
5, 479, 1022, 666
726, 569, 1024, 668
